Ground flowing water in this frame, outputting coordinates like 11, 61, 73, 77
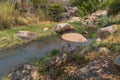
0, 37, 92, 77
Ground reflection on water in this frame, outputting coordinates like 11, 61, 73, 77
0, 37, 92, 77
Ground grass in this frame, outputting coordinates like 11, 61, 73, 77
31, 49, 61, 73
0, 22, 57, 50
70, 22, 98, 38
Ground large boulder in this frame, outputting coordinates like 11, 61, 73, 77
114, 55, 120, 70
53, 23, 74, 34
97, 25, 117, 39
15, 31, 37, 41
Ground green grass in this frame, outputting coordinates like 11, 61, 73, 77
70, 22, 98, 38
0, 22, 57, 50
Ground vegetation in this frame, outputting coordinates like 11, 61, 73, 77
70, 0, 100, 16
0, 22, 56, 50
48, 3, 64, 21
1, 0, 120, 80
108, 0, 120, 15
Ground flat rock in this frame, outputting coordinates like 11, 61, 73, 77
61, 33, 87, 43
15, 31, 37, 41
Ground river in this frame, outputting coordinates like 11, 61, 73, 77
0, 37, 92, 78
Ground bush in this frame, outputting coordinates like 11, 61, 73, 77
70, 0, 100, 16
49, 49, 60, 56
108, 0, 120, 15
97, 16, 119, 27
98, 0, 114, 9
48, 3, 64, 21
0, 18, 11, 29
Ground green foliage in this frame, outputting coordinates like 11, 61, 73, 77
49, 49, 60, 56
98, 0, 114, 9
108, 0, 120, 15
30, 0, 47, 8
48, 3, 64, 21
0, 17, 11, 30
67, 53, 89, 65
97, 16, 119, 27
70, 0, 100, 16
33, 56, 51, 73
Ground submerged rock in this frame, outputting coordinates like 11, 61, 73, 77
15, 31, 37, 41
97, 25, 117, 39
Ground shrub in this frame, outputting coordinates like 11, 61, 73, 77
70, 0, 100, 16
0, 2, 14, 29
48, 3, 64, 21
97, 16, 119, 27
49, 49, 60, 56
0, 18, 11, 29
98, 0, 114, 9
108, 0, 120, 15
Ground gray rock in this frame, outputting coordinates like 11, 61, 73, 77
10, 64, 38, 80
53, 23, 74, 33
15, 31, 37, 41
114, 55, 120, 70
97, 25, 117, 39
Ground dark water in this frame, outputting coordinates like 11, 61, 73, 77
0, 38, 92, 77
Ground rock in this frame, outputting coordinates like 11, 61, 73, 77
53, 23, 74, 33
75, 55, 118, 80
67, 7, 78, 15
67, 17, 81, 23
61, 33, 87, 43
43, 27, 48, 32
97, 25, 117, 39
60, 12, 72, 20
92, 10, 108, 17
15, 31, 37, 41
31, 67, 40, 80
10, 64, 40, 80
96, 38, 102, 43
60, 6, 78, 20
98, 47, 110, 54
81, 18, 95, 26
114, 55, 120, 70
82, 31, 88, 35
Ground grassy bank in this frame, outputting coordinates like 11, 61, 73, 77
0, 22, 57, 50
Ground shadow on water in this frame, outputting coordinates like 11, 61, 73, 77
0, 35, 92, 77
